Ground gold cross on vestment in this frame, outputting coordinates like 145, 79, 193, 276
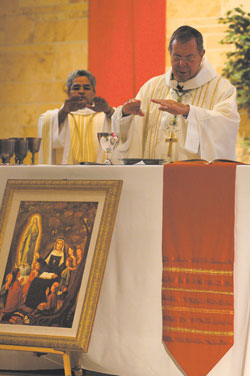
165, 131, 178, 158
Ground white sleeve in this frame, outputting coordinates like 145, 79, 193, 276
185, 82, 240, 161
112, 81, 152, 157
112, 107, 134, 142
51, 110, 67, 148
38, 109, 71, 164
38, 109, 69, 148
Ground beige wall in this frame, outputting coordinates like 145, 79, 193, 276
0, 0, 249, 162
167, 0, 249, 72
0, 0, 88, 143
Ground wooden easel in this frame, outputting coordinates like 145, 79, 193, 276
0, 344, 71, 376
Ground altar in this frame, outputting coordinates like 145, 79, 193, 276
0, 164, 249, 376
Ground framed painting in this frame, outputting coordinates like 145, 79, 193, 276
0, 179, 122, 351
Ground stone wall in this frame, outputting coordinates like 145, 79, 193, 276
0, 0, 249, 162
0, 0, 88, 149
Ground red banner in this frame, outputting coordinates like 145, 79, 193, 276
162, 161, 236, 376
88, 0, 166, 107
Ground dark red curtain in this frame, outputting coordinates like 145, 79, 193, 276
88, 0, 166, 107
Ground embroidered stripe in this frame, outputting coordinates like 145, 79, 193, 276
148, 85, 170, 158
191, 88, 197, 105
163, 267, 233, 275
163, 306, 234, 315
201, 82, 210, 108
68, 113, 99, 163
163, 326, 233, 336
209, 77, 222, 109
163, 287, 233, 295
195, 85, 204, 107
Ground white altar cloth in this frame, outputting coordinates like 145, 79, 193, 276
0, 165, 249, 376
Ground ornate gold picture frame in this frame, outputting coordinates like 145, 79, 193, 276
0, 179, 122, 351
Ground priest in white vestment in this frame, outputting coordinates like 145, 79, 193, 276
38, 70, 115, 165
113, 26, 240, 163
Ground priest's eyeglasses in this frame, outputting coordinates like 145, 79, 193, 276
172, 55, 197, 63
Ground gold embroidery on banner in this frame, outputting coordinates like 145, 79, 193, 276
209, 77, 222, 109
163, 287, 233, 295
163, 306, 234, 315
163, 267, 233, 275
164, 326, 233, 336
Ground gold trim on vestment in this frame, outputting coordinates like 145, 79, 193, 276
148, 85, 170, 158
68, 113, 98, 163
191, 88, 197, 105
209, 76, 222, 109
201, 82, 210, 108
196, 85, 204, 107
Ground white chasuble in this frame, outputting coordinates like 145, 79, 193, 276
38, 108, 110, 164
113, 58, 240, 162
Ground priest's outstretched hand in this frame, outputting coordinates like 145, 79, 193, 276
122, 99, 144, 117
151, 99, 189, 117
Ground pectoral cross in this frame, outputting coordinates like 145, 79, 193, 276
165, 131, 178, 159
